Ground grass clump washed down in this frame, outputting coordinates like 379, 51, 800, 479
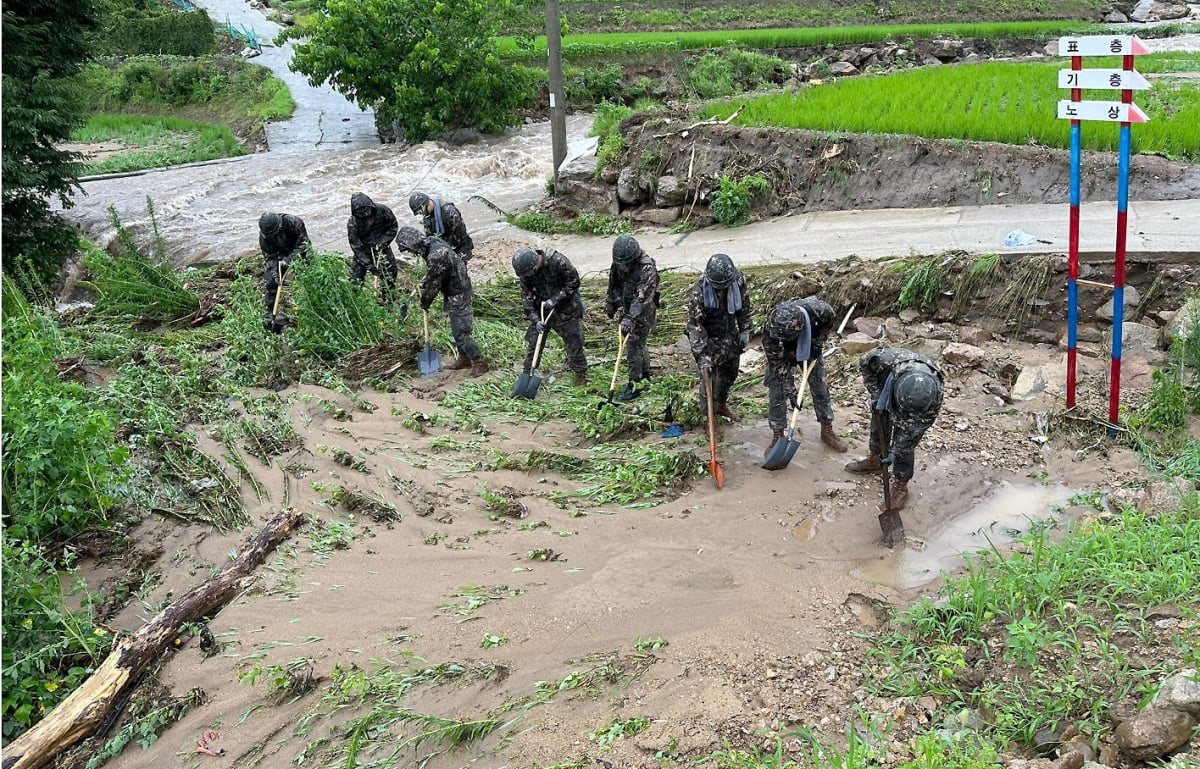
703, 53, 1200, 161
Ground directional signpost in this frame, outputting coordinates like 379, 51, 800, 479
1056, 35, 1149, 434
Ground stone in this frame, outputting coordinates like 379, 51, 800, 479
958, 326, 992, 346
1166, 298, 1199, 345
654, 175, 690, 207
1011, 360, 1066, 401
1119, 354, 1156, 391
1096, 285, 1141, 322
1111, 322, 1163, 361
631, 206, 682, 226
899, 308, 920, 323
883, 317, 908, 340
1152, 669, 1200, 717
829, 61, 860, 76
914, 338, 948, 359
1103, 10, 1129, 22
1139, 478, 1196, 516
616, 166, 648, 207
942, 342, 987, 368
853, 316, 887, 338
840, 332, 880, 355
1129, 0, 1190, 22
1078, 324, 1103, 343
1113, 707, 1195, 759
930, 38, 964, 61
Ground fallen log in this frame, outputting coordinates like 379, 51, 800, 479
652, 104, 745, 139
3, 507, 305, 769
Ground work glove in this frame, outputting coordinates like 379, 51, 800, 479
788, 391, 799, 409
880, 453, 895, 466
738, 330, 750, 350
620, 316, 634, 336
541, 298, 557, 315
535, 321, 546, 334
605, 305, 617, 320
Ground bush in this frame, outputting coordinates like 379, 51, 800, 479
98, 8, 216, 57
688, 49, 786, 99
710, 173, 769, 226
289, 251, 386, 360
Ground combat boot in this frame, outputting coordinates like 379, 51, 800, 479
617, 382, 639, 401
445, 354, 472, 371
763, 428, 785, 457
468, 358, 489, 377
889, 479, 909, 511
845, 453, 883, 474
820, 422, 848, 453
573, 371, 588, 387
715, 403, 741, 422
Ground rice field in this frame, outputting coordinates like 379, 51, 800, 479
72, 114, 247, 175
698, 52, 1200, 160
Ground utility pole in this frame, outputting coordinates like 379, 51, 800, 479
545, 0, 567, 193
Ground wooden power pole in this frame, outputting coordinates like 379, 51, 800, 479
546, 0, 567, 192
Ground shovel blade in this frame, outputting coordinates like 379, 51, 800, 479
877, 509, 906, 548
708, 458, 725, 488
418, 344, 441, 377
510, 373, 542, 399
761, 438, 800, 471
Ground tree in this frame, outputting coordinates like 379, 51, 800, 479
2, 0, 98, 296
282, 0, 539, 143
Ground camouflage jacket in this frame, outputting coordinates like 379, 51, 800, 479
518, 249, 582, 321
686, 274, 750, 361
763, 296, 836, 378
604, 255, 659, 323
347, 194, 399, 263
422, 200, 473, 259
260, 214, 310, 263
860, 346, 944, 457
420, 237, 472, 310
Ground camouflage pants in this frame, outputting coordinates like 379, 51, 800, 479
445, 293, 481, 360
766, 357, 834, 430
263, 258, 288, 312
524, 316, 587, 374
624, 309, 656, 381
697, 347, 740, 413
868, 410, 927, 482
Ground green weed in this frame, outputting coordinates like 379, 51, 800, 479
588, 716, 651, 745
711, 173, 769, 226
84, 688, 204, 769
897, 258, 946, 310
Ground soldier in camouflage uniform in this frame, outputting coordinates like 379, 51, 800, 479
604, 235, 659, 401
687, 253, 751, 421
258, 211, 311, 332
347, 192, 400, 302
845, 347, 944, 512
409, 192, 474, 262
396, 227, 488, 377
512, 248, 588, 387
762, 296, 849, 455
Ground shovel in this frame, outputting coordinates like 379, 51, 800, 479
512, 308, 554, 399
268, 262, 286, 334
418, 310, 441, 377
876, 411, 906, 547
606, 328, 628, 403
703, 368, 725, 488
762, 358, 813, 471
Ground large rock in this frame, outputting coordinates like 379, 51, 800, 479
1111, 322, 1163, 362
616, 166, 649, 207
840, 332, 880, 355
1166, 297, 1199, 345
1153, 670, 1200, 717
1113, 707, 1195, 760
1011, 360, 1066, 401
942, 342, 986, 368
631, 206, 682, 226
654, 175, 690, 207
853, 316, 887, 338
1096, 285, 1141, 322
958, 326, 992, 346
1129, 0, 1191, 22
555, 155, 617, 217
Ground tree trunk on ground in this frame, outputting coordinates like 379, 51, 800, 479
2, 507, 305, 769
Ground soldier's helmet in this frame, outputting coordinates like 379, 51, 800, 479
512, 249, 541, 278
705, 253, 737, 289
395, 226, 428, 254
765, 299, 806, 340
259, 212, 282, 235
894, 370, 939, 412
612, 235, 642, 265
409, 192, 431, 216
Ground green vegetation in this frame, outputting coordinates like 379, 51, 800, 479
282, 0, 539, 142
73, 115, 246, 174
711, 174, 770, 226
702, 53, 1200, 161
96, 6, 216, 57
498, 21, 1105, 59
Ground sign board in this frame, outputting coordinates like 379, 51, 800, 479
1057, 35, 1149, 57
1058, 69, 1151, 91
1057, 100, 1149, 123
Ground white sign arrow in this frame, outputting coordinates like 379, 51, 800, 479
1057, 100, 1149, 123
1057, 35, 1149, 57
1058, 69, 1152, 91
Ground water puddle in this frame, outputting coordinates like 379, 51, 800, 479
792, 518, 819, 541
856, 482, 1076, 591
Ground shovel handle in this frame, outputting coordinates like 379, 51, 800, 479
530, 307, 555, 372
609, 328, 627, 394
877, 410, 893, 511
271, 262, 285, 316
788, 358, 814, 430
423, 310, 430, 344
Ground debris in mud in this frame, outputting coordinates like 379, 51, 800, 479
338, 340, 416, 383
336, 486, 400, 522
331, 448, 370, 473
526, 548, 565, 562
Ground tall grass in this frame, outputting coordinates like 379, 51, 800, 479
701, 53, 1200, 160
73, 114, 246, 174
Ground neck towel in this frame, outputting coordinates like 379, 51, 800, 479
702, 278, 743, 314
794, 306, 812, 362
876, 373, 895, 412
432, 199, 445, 236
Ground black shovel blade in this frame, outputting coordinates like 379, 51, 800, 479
418, 344, 441, 377
761, 436, 800, 471
511, 373, 542, 399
